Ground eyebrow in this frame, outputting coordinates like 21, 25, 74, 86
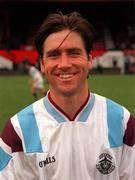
46, 47, 82, 55
46, 49, 59, 56
67, 48, 82, 53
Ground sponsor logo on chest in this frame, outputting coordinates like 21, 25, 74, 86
39, 156, 56, 168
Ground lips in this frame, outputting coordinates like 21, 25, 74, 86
58, 74, 74, 79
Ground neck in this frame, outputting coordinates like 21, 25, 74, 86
49, 89, 90, 120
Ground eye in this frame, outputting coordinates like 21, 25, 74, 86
47, 51, 59, 59
49, 53, 58, 57
70, 50, 81, 57
71, 51, 80, 55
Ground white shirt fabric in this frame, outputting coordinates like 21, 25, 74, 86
0, 93, 135, 180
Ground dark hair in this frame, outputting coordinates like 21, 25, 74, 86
34, 11, 94, 58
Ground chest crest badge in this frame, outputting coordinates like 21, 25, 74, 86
96, 153, 115, 175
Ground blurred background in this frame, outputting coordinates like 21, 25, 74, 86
0, 0, 135, 131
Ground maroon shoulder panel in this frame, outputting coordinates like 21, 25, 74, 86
123, 115, 135, 147
1, 120, 23, 152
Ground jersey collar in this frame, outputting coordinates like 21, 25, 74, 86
43, 91, 95, 123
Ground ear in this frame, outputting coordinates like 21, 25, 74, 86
40, 60, 45, 74
88, 54, 93, 71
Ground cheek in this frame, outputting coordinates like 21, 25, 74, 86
40, 60, 50, 75
43, 64, 52, 76
79, 61, 90, 70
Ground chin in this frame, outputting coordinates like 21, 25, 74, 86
58, 88, 78, 97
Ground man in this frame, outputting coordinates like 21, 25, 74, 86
0, 12, 135, 180
24, 62, 46, 99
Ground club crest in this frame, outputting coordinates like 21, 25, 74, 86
96, 153, 115, 175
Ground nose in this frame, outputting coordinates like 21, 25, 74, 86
58, 53, 72, 69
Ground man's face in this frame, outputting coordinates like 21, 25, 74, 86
40, 29, 92, 97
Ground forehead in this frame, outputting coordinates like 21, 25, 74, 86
43, 30, 85, 52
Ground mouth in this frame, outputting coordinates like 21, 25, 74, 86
56, 73, 78, 79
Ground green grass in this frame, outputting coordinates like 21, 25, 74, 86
0, 75, 49, 132
0, 75, 135, 132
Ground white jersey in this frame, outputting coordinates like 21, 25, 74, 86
0, 93, 135, 180
29, 66, 44, 89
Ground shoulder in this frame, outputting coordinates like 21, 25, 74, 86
2, 97, 44, 138
94, 93, 135, 147
1, 98, 45, 152
15, 97, 44, 124
94, 93, 129, 117
94, 93, 129, 126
